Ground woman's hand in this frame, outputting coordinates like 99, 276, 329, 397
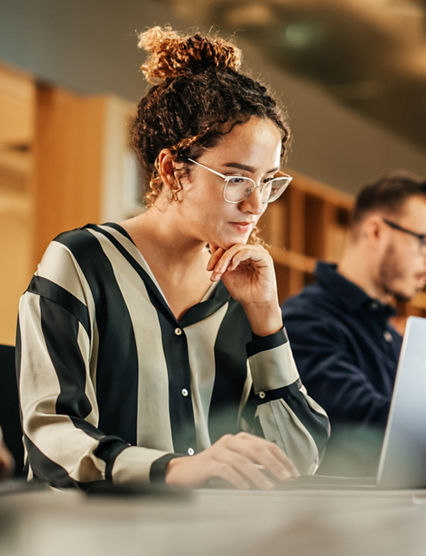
207, 244, 283, 336
165, 432, 299, 489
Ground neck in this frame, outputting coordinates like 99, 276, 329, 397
338, 243, 391, 304
121, 205, 209, 270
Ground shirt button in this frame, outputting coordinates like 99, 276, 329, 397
187, 448, 194, 456
181, 388, 189, 397
258, 391, 266, 399
370, 301, 379, 310
384, 331, 393, 342
174, 328, 183, 336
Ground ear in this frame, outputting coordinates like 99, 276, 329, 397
156, 149, 176, 191
361, 214, 387, 248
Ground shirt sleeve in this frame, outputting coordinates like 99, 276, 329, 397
245, 328, 330, 475
282, 309, 391, 427
16, 240, 175, 488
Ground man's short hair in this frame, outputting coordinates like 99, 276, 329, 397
352, 169, 426, 225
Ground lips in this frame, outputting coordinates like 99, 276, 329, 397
229, 222, 254, 232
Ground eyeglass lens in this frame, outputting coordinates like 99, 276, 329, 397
224, 177, 290, 203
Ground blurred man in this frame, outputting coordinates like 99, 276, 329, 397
282, 170, 426, 472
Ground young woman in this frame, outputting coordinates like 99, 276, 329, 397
17, 26, 329, 489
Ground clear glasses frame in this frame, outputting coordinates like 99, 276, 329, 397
186, 157, 292, 204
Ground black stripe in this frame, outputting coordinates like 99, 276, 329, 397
40, 297, 92, 420
15, 317, 23, 423
24, 434, 77, 487
255, 379, 301, 403
93, 437, 130, 481
209, 301, 252, 443
54, 228, 139, 445
27, 275, 91, 338
246, 327, 288, 358
149, 454, 180, 483
156, 311, 196, 453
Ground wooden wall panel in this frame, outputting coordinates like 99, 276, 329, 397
0, 63, 35, 147
32, 86, 106, 266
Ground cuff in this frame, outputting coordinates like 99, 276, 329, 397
247, 327, 288, 358
248, 328, 299, 394
149, 454, 181, 483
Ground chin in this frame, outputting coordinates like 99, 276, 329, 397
217, 234, 250, 249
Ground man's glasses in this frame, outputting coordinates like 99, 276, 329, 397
186, 158, 292, 204
382, 218, 426, 252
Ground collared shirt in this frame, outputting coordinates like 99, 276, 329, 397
282, 262, 402, 428
16, 223, 329, 487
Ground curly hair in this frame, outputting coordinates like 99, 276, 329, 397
131, 26, 291, 242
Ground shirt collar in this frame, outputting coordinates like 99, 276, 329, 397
315, 261, 397, 318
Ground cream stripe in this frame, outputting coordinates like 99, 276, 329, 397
249, 341, 299, 393
185, 302, 229, 451
76, 321, 98, 426
97, 224, 166, 297
256, 398, 319, 475
111, 446, 170, 483
36, 240, 89, 307
18, 292, 107, 482
89, 228, 174, 452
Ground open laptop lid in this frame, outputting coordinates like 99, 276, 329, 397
377, 316, 426, 489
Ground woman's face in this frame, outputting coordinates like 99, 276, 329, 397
176, 116, 283, 249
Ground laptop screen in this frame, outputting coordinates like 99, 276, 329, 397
377, 316, 426, 489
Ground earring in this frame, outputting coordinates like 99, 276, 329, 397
168, 179, 184, 203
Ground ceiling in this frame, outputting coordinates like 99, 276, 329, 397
159, 0, 426, 151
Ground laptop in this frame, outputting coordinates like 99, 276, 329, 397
277, 316, 426, 491
376, 315, 426, 489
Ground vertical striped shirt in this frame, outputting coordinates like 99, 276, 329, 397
17, 223, 329, 487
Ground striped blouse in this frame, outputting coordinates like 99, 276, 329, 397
16, 223, 329, 487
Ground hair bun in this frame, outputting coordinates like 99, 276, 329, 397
137, 26, 242, 83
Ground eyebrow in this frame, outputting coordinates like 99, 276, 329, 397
222, 162, 280, 174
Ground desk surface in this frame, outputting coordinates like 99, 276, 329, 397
1, 486, 426, 556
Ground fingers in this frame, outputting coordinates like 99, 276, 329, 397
207, 244, 270, 282
221, 432, 299, 483
206, 246, 225, 273
165, 433, 299, 490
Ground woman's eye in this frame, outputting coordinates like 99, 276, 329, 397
228, 176, 247, 185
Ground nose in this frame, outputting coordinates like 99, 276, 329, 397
240, 186, 264, 215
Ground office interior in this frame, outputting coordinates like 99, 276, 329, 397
1, 0, 425, 345
1, 2, 426, 554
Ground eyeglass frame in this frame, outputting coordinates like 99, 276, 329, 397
186, 157, 292, 204
382, 217, 426, 251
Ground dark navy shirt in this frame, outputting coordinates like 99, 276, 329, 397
282, 262, 402, 429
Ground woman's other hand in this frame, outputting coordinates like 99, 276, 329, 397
165, 432, 299, 489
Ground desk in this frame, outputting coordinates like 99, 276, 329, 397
1, 487, 426, 556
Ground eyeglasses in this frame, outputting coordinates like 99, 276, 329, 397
382, 218, 426, 252
186, 158, 292, 204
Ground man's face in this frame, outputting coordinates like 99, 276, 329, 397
376, 196, 426, 302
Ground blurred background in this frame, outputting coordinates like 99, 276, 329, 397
1, 0, 425, 343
